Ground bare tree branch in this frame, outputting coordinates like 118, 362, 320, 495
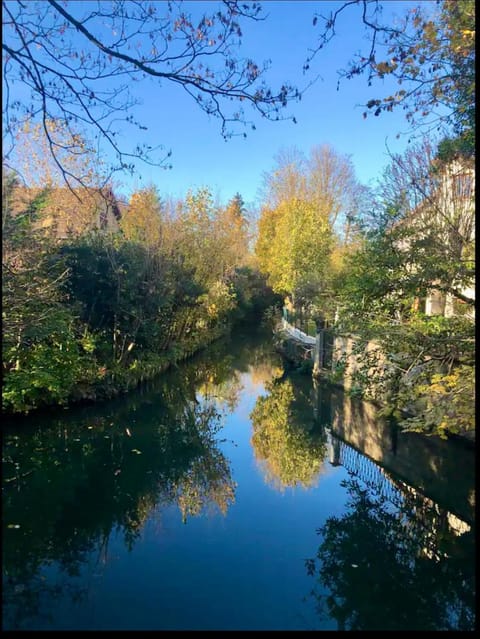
2, 0, 304, 188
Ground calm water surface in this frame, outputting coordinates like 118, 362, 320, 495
2, 329, 475, 631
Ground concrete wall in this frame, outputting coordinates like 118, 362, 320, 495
332, 332, 393, 402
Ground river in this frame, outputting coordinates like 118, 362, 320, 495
2, 328, 475, 631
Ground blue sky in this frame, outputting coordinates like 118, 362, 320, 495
118, 0, 433, 207
4, 1, 438, 207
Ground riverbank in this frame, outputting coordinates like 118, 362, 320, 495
71, 324, 229, 404
274, 322, 475, 446
2, 322, 231, 417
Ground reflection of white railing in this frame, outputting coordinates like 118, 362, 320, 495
281, 319, 316, 345
325, 428, 404, 507
325, 428, 471, 551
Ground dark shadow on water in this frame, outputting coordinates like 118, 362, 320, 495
249, 372, 475, 631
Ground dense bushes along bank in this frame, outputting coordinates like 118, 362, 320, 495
3, 186, 280, 414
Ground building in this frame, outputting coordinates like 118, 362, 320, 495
397, 155, 475, 320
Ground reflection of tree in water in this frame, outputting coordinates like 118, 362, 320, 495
181, 326, 283, 412
250, 377, 328, 491
173, 403, 236, 522
2, 327, 282, 629
2, 568, 89, 631
305, 477, 475, 631
249, 362, 285, 389
2, 365, 238, 629
198, 374, 244, 413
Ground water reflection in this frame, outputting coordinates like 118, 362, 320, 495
250, 375, 328, 491
326, 385, 475, 526
306, 474, 475, 631
303, 384, 475, 632
1, 330, 475, 631
2, 331, 278, 630
248, 369, 475, 631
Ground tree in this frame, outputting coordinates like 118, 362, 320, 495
120, 185, 163, 246
307, 144, 359, 233
3, 0, 300, 188
174, 186, 224, 288
225, 192, 247, 219
2, 186, 96, 412
260, 146, 307, 208
3, 117, 126, 246
2, 168, 20, 233
339, 137, 475, 320
6, 118, 106, 188
255, 144, 361, 317
3, 118, 117, 235
215, 192, 250, 278
308, 1, 475, 152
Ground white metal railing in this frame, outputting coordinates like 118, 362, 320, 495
281, 318, 316, 345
